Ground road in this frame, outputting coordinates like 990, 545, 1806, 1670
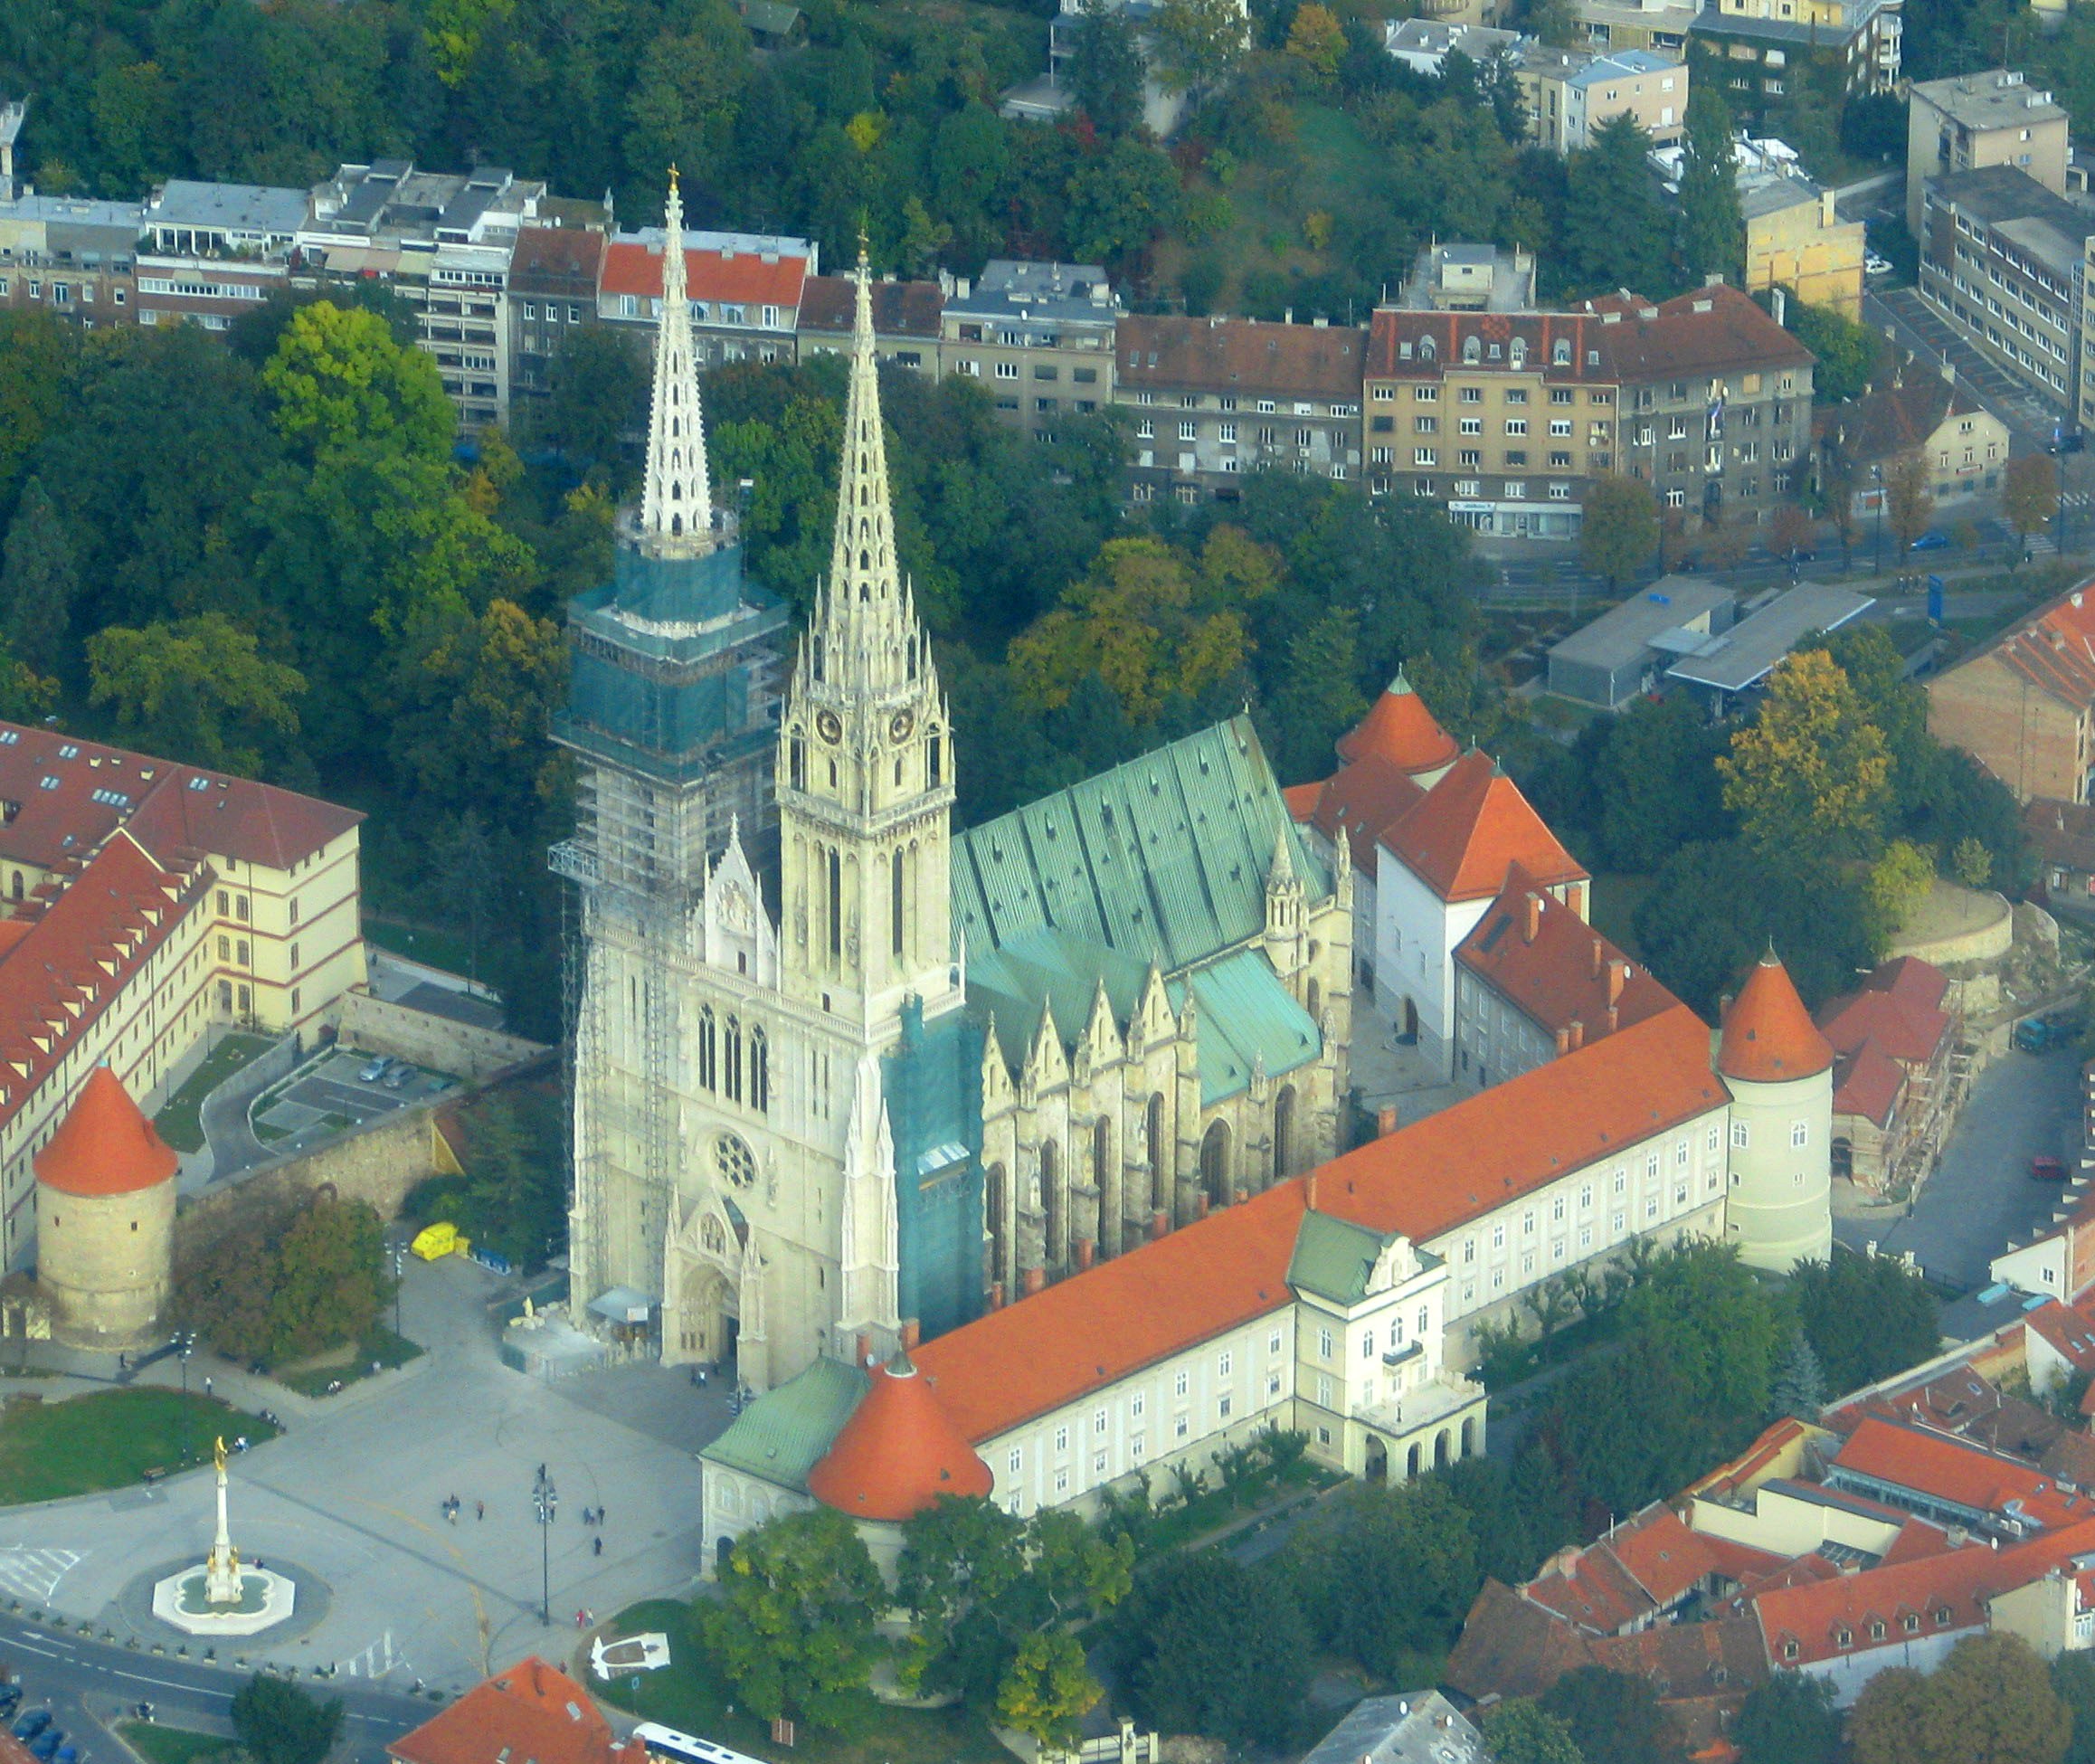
1834, 1043, 2084, 1291
0, 1609, 430, 1764
1863, 286, 2061, 460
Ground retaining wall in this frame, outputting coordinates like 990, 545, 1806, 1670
335, 991, 549, 1083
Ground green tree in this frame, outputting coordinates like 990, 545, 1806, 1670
1537, 1668, 1680, 1764
262, 301, 455, 466
88, 613, 306, 778
621, 22, 751, 216
1865, 838, 1934, 943
702, 1507, 885, 1729
429, 810, 500, 985
1589, 692, 1730, 870
1561, 115, 1673, 295
1579, 474, 1660, 589
1285, 5, 1348, 81
1789, 1254, 1941, 1395
455, 1086, 569, 1271
1678, 85, 1744, 284
1852, 1634, 2071, 1764
1786, 300, 1881, 403
266, 1194, 389, 1363
1151, 0, 1246, 93
536, 327, 648, 478
1125, 1552, 1311, 1748
1768, 1332, 1827, 1422
1883, 447, 1936, 564
231, 1675, 343, 1764
1265, 607, 1368, 782
995, 1632, 1097, 1750
1952, 835, 1993, 889
1067, 0, 1145, 137
2004, 453, 2060, 559
1483, 1699, 1586, 1764
2052, 1649, 2095, 1764
1283, 1479, 1481, 1675
1718, 649, 1891, 860
0, 477, 78, 680
1065, 139, 1185, 263
0, 313, 72, 517
1734, 1671, 1842, 1764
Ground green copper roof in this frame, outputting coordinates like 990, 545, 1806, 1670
1170, 949, 1322, 1106
1287, 1211, 1398, 1305
698, 1356, 867, 1491
950, 716, 1329, 975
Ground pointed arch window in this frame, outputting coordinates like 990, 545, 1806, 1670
750, 1026, 769, 1114
701, 1215, 726, 1256
725, 1015, 744, 1102
697, 1006, 717, 1091
892, 849, 905, 957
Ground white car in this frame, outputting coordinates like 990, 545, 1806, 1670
1864, 252, 1894, 277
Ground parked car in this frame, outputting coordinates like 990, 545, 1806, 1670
1865, 251, 1894, 277
383, 1062, 411, 1090
358, 1056, 391, 1083
30, 1728, 62, 1759
14, 1712, 51, 1741
52, 1743, 76, 1764
1910, 530, 1951, 551
2033, 1155, 2070, 1181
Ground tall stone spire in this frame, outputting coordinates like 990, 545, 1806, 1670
639, 167, 715, 559
809, 242, 915, 696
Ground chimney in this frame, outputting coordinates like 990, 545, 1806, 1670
855, 1332, 873, 1367
1591, 935, 1604, 979
1151, 1209, 1170, 1241
1378, 1104, 1399, 1136
1569, 1020, 1585, 1051
1524, 892, 1542, 943
1606, 1003, 1619, 1033
1195, 1191, 1210, 1219
1306, 1170, 1319, 1210
1554, 1026, 1571, 1056
1772, 285, 1788, 328
1022, 1266, 1046, 1296
1076, 1238, 1095, 1271
1284, 307, 1294, 325
1608, 959, 1626, 1007
900, 1317, 921, 1351
990, 1279, 1006, 1310
1940, 357, 1955, 384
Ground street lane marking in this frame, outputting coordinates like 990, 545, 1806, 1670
0, 1551, 82, 1604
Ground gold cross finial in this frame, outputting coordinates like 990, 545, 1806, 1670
668, 165, 680, 194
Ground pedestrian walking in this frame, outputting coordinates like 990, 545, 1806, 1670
203, 1375, 213, 1397
476, 1501, 485, 1522
592, 1536, 602, 1558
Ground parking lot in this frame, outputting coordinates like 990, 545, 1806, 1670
250, 1050, 452, 1149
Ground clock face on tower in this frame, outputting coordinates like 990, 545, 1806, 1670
888, 708, 915, 743
816, 709, 843, 744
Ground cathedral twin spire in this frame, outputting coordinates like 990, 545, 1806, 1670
639, 169, 716, 559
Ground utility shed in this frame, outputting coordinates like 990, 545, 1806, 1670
1664, 582, 1873, 705
1547, 576, 1734, 707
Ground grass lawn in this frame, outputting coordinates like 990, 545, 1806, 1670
595, 1601, 1009, 1764
275, 1327, 423, 1399
151, 1033, 274, 1154
117, 1725, 232, 1764
0, 1389, 279, 1505
1588, 872, 1654, 960
364, 916, 477, 982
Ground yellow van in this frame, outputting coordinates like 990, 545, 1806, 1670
411, 1221, 468, 1260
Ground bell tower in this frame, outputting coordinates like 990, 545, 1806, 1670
775, 247, 958, 1038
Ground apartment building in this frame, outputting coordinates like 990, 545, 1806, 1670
1575, 0, 1695, 53
507, 223, 609, 419
1363, 308, 1623, 539
1690, 0, 1900, 127
797, 272, 943, 372
940, 260, 1121, 441
300, 161, 551, 430
1919, 166, 2090, 419
0, 194, 137, 324
1114, 314, 1365, 502
1740, 157, 1864, 318
1395, 242, 1538, 314
132, 179, 305, 333
1929, 581, 2095, 805
596, 226, 812, 370
1384, 19, 1521, 75
1595, 282, 1816, 526
1821, 362, 2010, 517
1906, 69, 2071, 239
1523, 46, 1689, 153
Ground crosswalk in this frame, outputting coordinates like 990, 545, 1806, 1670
0, 1547, 81, 1604
337, 1630, 407, 1680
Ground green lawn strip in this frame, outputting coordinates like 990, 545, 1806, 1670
152, 1033, 275, 1154
116, 1724, 233, 1764
595, 1600, 1007, 1764
274, 1327, 423, 1399
0, 1389, 278, 1504
363, 916, 477, 980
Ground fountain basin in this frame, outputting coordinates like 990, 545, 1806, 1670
149, 1565, 296, 1636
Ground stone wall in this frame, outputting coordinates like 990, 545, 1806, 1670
334, 991, 549, 1083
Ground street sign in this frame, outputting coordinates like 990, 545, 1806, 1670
1927, 574, 1945, 623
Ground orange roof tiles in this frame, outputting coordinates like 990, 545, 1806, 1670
0, 721, 360, 874
33, 1066, 177, 1198
801, 273, 943, 340
1817, 959, 1951, 1068
392, 1661, 643, 1764
1834, 1416, 2092, 1530
1578, 283, 1814, 381
1303, 755, 1426, 874
1944, 579, 2095, 716
1717, 952, 1833, 1083
1366, 309, 1619, 384
1311, 1003, 1725, 1243
807, 1356, 993, 1521
1118, 314, 1369, 403
1456, 867, 1679, 1047
600, 239, 807, 308
1831, 1044, 1905, 1127
1527, 1504, 1730, 1635
913, 1181, 1307, 1442
1381, 749, 1587, 903
1335, 673, 1460, 774
1282, 781, 1322, 821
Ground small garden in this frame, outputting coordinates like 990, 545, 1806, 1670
273, 1324, 422, 1399
117, 1725, 233, 1764
0, 1388, 277, 1504
152, 1032, 275, 1154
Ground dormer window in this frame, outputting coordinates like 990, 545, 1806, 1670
1462, 336, 1480, 364
1553, 339, 1572, 365
1835, 1627, 1852, 1649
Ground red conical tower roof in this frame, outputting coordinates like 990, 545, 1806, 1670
1719, 951, 1834, 1083
33, 1067, 179, 1198
1335, 670, 1460, 775
808, 1353, 993, 1522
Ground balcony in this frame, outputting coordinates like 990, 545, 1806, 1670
1353, 1372, 1484, 1438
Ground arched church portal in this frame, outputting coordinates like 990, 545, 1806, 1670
679, 1263, 738, 1370
1199, 1119, 1231, 1206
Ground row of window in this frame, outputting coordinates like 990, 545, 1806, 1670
1374, 383, 1613, 408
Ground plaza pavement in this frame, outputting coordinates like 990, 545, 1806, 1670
2, 1254, 730, 1696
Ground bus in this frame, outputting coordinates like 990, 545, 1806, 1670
629, 1722, 767, 1764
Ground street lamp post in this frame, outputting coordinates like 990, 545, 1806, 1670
1871, 464, 1884, 575
533, 1463, 558, 1627
392, 1238, 406, 1342
179, 1338, 193, 1463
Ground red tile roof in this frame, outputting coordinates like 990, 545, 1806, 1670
1119, 314, 1369, 403
600, 239, 807, 308
800, 273, 943, 339
1834, 1416, 2091, 1530
1365, 309, 1620, 383
391, 1659, 643, 1764
1313, 1003, 1725, 1243
914, 1180, 1307, 1442
1578, 283, 1815, 381
1282, 782, 1322, 821
1831, 1044, 1905, 1127
1456, 866, 1679, 1048
508, 225, 607, 292
1381, 749, 1587, 903
1817, 960, 1951, 1067
1303, 755, 1426, 875
1527, 1504, 1736, 1635
0, 722, 360, 873
33, 1066, 177, 1198
1335, 672, 1460, 775
1717, 952, 1833, 1083
807, 1356, 993, 1521
1941, 579, 2095, 715
2023, 1299, 2095, 1376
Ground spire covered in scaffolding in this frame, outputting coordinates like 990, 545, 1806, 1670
638, 167, 715, 559
807, 240, 921, 697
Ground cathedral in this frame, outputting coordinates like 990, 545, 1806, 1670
558, 178, 1353, 1391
